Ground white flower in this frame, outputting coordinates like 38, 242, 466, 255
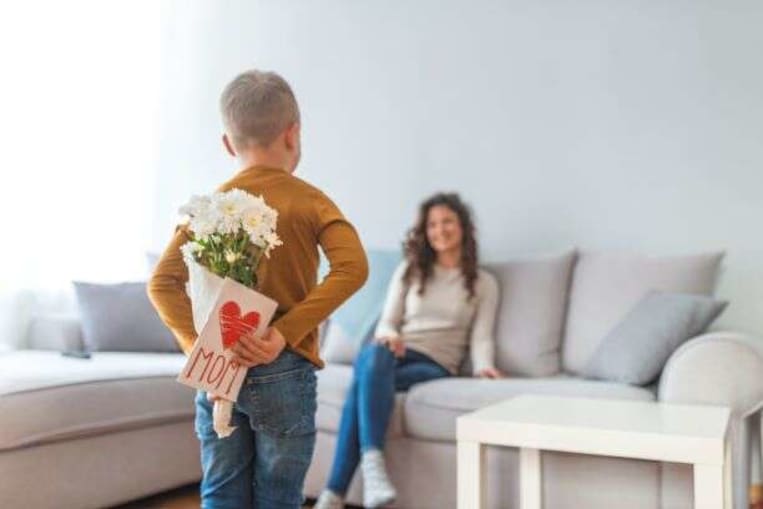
179, 194, 220, 238
178, 194, 212, 217
212, 190, 250, 234
243, 193, 269, 209
263, 231, 283, 258
224, 250, 240, 264
189, 213, 219, 239
241, 208, 264, 237
265, 231, 282, 246
180, 241, 201, 261
261, 207, 278, 229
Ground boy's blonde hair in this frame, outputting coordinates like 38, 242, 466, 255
220, 70, 300, 149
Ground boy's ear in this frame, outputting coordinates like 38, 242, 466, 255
284, 122, 300, 150
222, 134, 237, 157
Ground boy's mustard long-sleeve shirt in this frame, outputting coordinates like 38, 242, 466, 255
147, 165, 369, 368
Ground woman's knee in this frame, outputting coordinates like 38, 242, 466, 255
358, 341, 387, 360
356, 342, 394, 373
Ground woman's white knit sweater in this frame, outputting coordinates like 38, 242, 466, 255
374, 262, 499, 374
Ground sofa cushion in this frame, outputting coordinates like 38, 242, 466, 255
73, 281, 180, 352
404, 376, 655, 442
319, 249, 402, 364
315, 363, 405, 437
562, 251, 723, 374
485, 250, 576, 377
321, 320, 356, 364
320, 319, 378, 366
26, 313, 85, 351
583, 292, 728, 385
0, 351, 193, 451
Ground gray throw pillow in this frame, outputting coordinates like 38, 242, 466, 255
73, 281, 180, 352
583, 291, 728, 385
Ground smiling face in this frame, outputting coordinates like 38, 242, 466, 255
426, 204, 463, 255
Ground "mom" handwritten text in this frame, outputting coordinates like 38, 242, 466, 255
183, 346, 242, 397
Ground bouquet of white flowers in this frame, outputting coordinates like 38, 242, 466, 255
177, 189, 282, 438
179, 189, 282, 283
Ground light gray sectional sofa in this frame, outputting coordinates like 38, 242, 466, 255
1, 250, 761, 509
304, 251, 763, 509
0, 323, 200, 509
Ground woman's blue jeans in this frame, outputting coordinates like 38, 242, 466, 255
326, 342, 450, 495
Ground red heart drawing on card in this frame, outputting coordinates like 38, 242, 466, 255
219, 301, 261, 349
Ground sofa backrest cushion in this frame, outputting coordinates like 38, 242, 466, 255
484, 250, 576, 377
27, 313, 85, 352
74, 281, 181, 353
582, 291, 728, 385
562, 251, 724, 374
319, 249, 401, 364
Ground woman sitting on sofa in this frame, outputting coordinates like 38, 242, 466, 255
316, 192, 501, 509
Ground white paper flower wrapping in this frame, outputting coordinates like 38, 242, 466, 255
185, 259, 238, 439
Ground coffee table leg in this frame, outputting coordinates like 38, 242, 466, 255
693, 464, 723, 509
458, 440, 485, 509
520, 448, 541, 509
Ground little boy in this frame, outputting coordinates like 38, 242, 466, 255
148, 70, 369, 508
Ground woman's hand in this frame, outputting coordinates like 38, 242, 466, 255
376, 336, 406, 358
476, 367, 503, 379
206, 392, 224, 403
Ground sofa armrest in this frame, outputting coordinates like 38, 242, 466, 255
659, 331, 763, 416
659, 332, 763, 509
26, 313, 84, 352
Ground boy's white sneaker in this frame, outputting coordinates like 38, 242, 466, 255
314, 489, 344, 509
361, 449, 397, 508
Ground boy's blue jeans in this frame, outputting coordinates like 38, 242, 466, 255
194, 349, 317, 509
327, 342, 450, 495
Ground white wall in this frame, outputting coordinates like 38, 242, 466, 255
153, 0, 763, 334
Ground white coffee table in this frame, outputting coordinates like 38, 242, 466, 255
456, 395, 730, 509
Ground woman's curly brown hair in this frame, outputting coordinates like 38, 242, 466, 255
402, 192, 479, 299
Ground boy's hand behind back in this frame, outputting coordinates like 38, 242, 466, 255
230, 327, 286, 368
